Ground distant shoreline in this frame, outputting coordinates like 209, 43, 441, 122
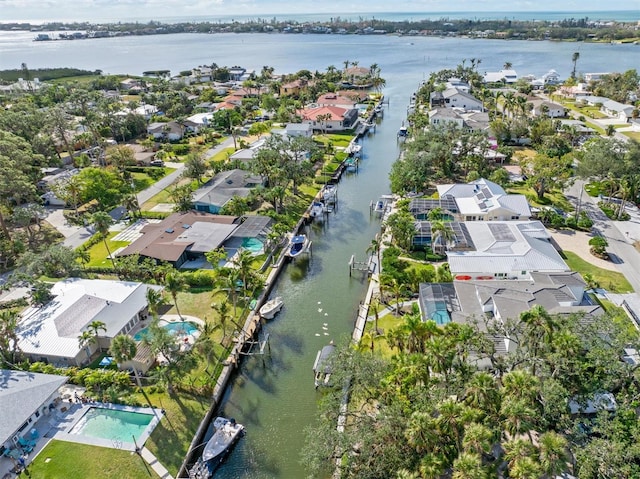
6, 14, 639, 45
2, 10, 639, 25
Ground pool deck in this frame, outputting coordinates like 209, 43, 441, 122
0, 398, 172, 479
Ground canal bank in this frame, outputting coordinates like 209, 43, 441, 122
207, 90, 407, 478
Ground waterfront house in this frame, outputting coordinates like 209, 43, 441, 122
117, 211, 272, 268
17, 278, 162, 367
299, 106, 359, 132
315, 93, 357, 110
0, 369, 67, 450
428, 108, 464, 128
483, 69, 518, 84
441, 88, 483, 111
446, 221, 569, 280
192, 168, 264, 214
280, 79, 307, 97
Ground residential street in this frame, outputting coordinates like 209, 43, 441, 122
564, 179, 640, 292
46, 136, 237, 250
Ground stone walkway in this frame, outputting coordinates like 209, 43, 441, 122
111, 218, 161, 242
141, 447, 173, 479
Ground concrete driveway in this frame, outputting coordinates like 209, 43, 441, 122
565, 180, 640, 292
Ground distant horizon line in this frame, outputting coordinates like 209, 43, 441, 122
2, 9, 639, 25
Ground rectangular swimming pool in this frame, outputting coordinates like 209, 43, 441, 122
69, 407, 154, 442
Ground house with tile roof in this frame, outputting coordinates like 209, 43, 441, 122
298, 105, 359, 132
16, 279, 162, 367
316, 93, 357, 110
0, 369, 67, 449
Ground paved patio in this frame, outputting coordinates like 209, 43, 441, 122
549, 228, 618, 271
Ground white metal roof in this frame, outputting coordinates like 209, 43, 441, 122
17, 278, 161, 360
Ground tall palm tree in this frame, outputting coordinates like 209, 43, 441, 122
165, 271, 187, 319
109, 334, 141, 385
231, 249, 254, 296
91, 211, 116, 269
571, 52, 580, 79
87, 320, 107, 347
431, 220, 454, 255
461, 423, 494, 458
146, 287, 165, 319
366, 234, 382, 274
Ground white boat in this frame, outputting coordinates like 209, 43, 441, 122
286, 234, 309, 259
397, 126, 408, 137
310, 201, 325, 220
259, 296, 284, 320
373, 195, 394, 215
189, 417, 244, 478
321, 184, 338, 204
313, 341, 336, 388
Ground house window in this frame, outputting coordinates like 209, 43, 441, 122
496, 273, 506, 277
521, 271, 526, 275
511, 216, 519, 220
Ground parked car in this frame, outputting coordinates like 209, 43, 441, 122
149, 159, 165, 167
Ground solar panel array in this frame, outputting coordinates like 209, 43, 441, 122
488, 223, 516, 242
408, 195, 459, 215
413, 221, 475, 250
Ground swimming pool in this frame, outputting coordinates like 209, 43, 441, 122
134, 320, 199, 341
241, 237, 264, 254
69, 407, 153, 442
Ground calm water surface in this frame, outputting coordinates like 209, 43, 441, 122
2, 33, 638, 478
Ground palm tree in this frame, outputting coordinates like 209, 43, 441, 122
452, 452, 486, 479
519, 305, 557, 373
146, 287, 165, 320
461, 423, 494, 458
77, 248, 90, 272
78, 330, 95, 360
571, 52, 580, 79
366, 235, 382, 274
88, 320, 107, 346
503, 61, 513, 70
230, 249, 254, 296
164, 272, 187, 319
91, 211, 116, 269
109, 334, 141, 385
538, 431, 568, 478
431, 220, 454, 255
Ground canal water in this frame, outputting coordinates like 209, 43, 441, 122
215, 91, 410, 478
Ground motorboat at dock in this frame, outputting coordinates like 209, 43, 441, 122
189, 417, 245, 478
259, 296, 284, 320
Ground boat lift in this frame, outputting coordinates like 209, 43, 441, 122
239, 332, 271, 367
348, 255, 373, 277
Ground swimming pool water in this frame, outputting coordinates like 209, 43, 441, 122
69, 407, 153, 442
241, 237, 264, 253
134, 320, 198, 341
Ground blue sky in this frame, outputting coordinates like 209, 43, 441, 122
1, 0, 638, 22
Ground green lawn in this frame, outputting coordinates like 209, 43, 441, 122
563, 251, 633, 293
208, 147, 236, 163
142, 391, 210, 476
84, 232, 130, 267
623, 131, 640, 141
141, 176, 191, 210
28, 440, 160, 479
507, 185, 574, 212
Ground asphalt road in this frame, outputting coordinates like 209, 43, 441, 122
565, 179, 640, 292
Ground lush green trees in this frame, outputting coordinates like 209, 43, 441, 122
164, 271, 188, 319
524, 153, 572, 201
305, 303, 640, 479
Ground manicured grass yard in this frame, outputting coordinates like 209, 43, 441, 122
563, 251, 633, 293
28, 440, 159, 479
142, 391, 209, 476
208, 147, 236, 163
507, 184, 574, 212
624, 131, 640, 142
85, 232, 130, 268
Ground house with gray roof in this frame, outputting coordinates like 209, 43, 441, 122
433, 178, 531, 222
418, 271, 601, 358
441, 88, 483, 111
17, 278, 162, 367
0, 369, 67, 449
193, 168, 264, 214
447, 221, 569, 280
